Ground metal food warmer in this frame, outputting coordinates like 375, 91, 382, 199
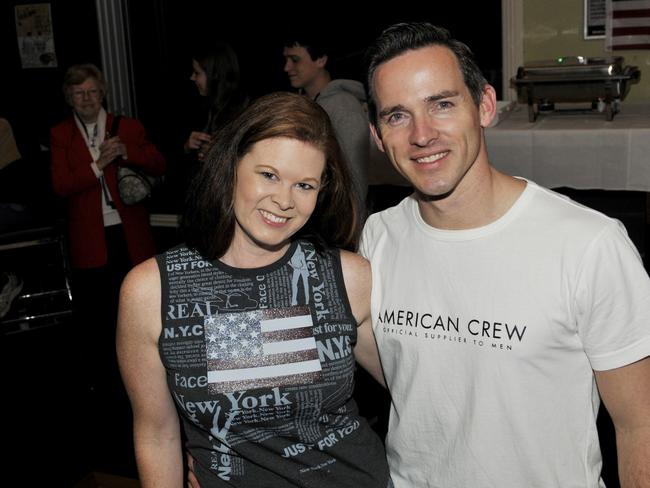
512, 56, 640, 121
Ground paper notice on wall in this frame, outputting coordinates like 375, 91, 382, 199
585, 0, 607, 38
15, 4, 58, 68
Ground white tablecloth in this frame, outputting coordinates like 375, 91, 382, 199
486, 103, 650, 190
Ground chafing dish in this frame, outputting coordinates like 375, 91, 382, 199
512, 56, 640, 121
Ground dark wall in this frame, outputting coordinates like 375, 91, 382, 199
1, 2, 101, 218
1, 1, 502, 214
129, 2, 503, 152
128, 1, 502, 211
2, 1, 101, 153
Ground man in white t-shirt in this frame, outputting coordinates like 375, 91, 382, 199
359, 22, 650, 488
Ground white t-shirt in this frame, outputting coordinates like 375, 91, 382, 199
360, 181, 650, 488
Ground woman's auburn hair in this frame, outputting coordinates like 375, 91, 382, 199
182, 91, 360, 260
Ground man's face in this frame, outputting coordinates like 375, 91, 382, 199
370, 45, 495, 199
283, 45, 326, 90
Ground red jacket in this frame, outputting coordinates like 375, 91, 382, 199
51, 113, 166, 269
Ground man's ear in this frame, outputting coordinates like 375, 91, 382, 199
316, 55, 328, 69
479, 85, 497, 128
369, 123, 385, 153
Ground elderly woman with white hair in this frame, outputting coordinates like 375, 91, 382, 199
50, 63, 165, 389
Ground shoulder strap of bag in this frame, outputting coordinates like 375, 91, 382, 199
101, 114, 123, 209
109, 115, 122, 137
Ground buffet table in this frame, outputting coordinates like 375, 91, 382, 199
485, 103, 650, 191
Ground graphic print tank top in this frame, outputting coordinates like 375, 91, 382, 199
156, 240, 388, 487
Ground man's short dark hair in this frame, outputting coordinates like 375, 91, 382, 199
365, 22, 488, 127
283, 31, 328, 61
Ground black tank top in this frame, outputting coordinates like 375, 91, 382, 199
156, 240, 389, 487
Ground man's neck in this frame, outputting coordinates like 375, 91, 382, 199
417, 164, 526, 231
304, 71, 331, 99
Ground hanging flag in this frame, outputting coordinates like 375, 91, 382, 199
606, 0, 650, 50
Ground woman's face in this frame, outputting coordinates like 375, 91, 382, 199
190, 59, 208, 96
231, 137, 326, 257
69, 78, 103, 123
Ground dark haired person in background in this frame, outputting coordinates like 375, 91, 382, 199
360, 22, 650, 487
283, 34, 369, 214
185, 41, 249, 162
118, 92, 390, 487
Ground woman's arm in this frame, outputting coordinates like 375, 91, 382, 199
340, 250, 385, 387
117, 258, 183, 487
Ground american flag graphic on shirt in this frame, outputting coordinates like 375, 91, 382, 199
205, 306, 322, 394
606, 0, 650, 50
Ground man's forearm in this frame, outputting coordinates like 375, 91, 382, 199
617, 426, 650, 488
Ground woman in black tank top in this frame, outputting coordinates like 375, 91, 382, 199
117, 92, 390, 487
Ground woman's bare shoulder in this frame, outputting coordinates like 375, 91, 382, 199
121, 257, 161, 300
118, 257, 162, 340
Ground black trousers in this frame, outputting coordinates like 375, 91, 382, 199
71, 224, 132, 389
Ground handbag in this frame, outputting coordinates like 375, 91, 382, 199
109, 115, 159, 205
117, 165, 157, 205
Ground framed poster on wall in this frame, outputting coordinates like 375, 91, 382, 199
585, 0, 606, 39
15, 3, 58, 68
